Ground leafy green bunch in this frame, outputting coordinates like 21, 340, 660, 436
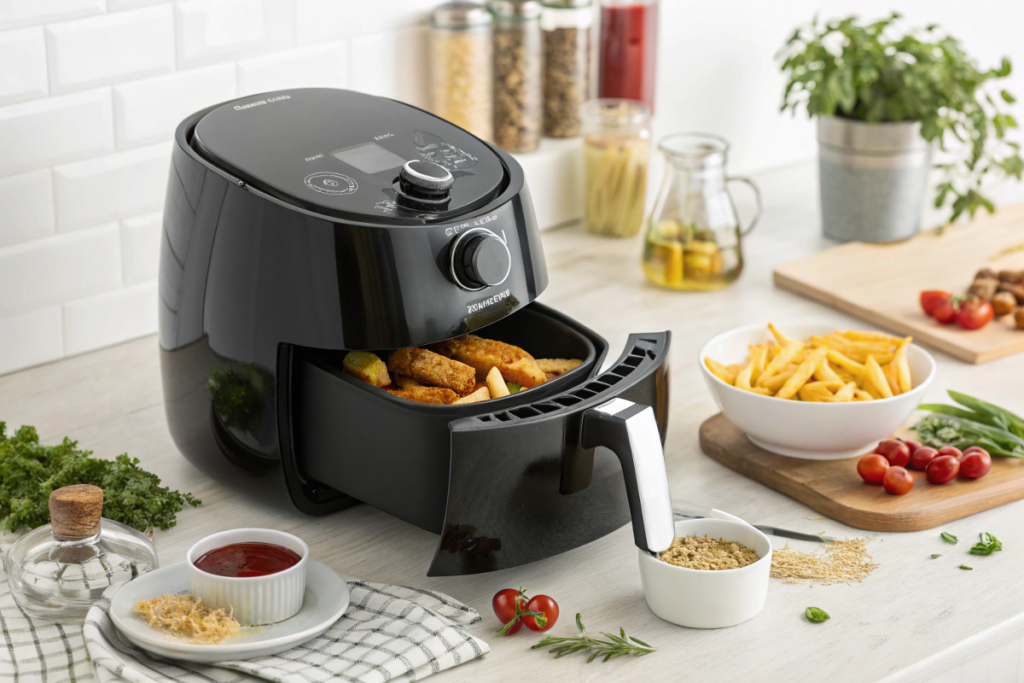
0, 423, 200, 533
778, 12, 1023, 223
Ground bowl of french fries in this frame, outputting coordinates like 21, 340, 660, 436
699, 323, 936, 460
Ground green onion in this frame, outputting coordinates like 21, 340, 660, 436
805, 607, 830, 623
941, 532, 958, 544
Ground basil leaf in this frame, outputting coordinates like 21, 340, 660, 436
805, 607, 830, 624
941, 532, 958, 544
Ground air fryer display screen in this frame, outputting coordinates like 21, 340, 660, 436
332, 143, 406, 174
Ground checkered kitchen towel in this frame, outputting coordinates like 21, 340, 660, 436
1, 542, 488, 683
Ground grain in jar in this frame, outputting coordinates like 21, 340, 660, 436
431, 3, 494, 141
489, 0, 543, 153
541, 0, 592, 137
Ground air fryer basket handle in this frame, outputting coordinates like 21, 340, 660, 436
581, 398, 675, 553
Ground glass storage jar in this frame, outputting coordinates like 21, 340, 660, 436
598, 0, 658, 113
431, 2, 494, 141
489, 0, 543, 153
3, 485, 158, 621
581, 98, 650, 237
541, 0, 592, 138
642, 133, 762, 290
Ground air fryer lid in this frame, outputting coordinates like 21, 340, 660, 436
190, 88, 506, 225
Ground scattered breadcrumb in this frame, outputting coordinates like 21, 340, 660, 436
770, 538, 877, 585
660, 535, 760, 570
134, 594, 241, 644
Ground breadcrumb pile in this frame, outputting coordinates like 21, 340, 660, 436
134, 594, 241, 644
770, 538, 878, 585
659, 535, 760, 570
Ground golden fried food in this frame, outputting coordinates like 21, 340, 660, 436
387, 347, 476, 395
486, 366, 510, 398
453, 386, 491, 405
447, 334, 547, 388
384, 386, 459, 405
342, 351, 391, 387
706, 324, 915, 401
535, 358, 583, 376
395, 375, 422, 389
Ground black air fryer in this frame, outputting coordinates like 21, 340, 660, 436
159, 88, 674, 575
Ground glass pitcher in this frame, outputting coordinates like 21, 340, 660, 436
642, 133, 761, 290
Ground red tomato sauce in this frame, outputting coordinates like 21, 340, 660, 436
598, 2, 659, 113
194, 542, 301, 577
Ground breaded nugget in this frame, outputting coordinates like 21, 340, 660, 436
395, 375, 422, 389
446, 335, 547, 388
385, 386, 458, 405
453, 386, 490, 405
387, 347, 476, 395
342, 351, 390, 387
535, 358, 583, 376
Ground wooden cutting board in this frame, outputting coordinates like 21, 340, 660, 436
699, 413, 1024, 532
774, 204, 1024, 364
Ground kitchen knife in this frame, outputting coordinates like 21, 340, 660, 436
672, 512, 836, 544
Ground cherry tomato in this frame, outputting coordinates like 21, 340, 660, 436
883, 466, 914, 495
926, 455, 960, 484
963, 446, 989, 457
522, 594, 559, 632
960, 451, 992, 479
933, 299, 959, 324
920, 291, 952, 317
958, 298, 994, 330
876, 439, 911, 467
909, 446, 939, 471
857, 454, 890, 484
938, 446, 963, 460
492, 588, 525, 635
903, 440, 923, 455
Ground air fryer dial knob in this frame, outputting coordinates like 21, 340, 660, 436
451, 230, 511, 290
399, 160, 454, 195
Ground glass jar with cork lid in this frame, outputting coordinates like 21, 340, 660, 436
541, 0, 593, 138
430, 2, 494, 142
3, 485, 158, 621
489, 0, 543, 153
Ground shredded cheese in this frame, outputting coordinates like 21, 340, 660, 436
134, 594, 241, 644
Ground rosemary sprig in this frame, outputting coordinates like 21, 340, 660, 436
531, 613, 655, 663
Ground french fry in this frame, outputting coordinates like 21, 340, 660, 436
750, 344, 769, 385
894, 339, 912, 394
735, 359, 755, 390
776, 347, 828, 400
486, 366, 510, 398
726, 363, 746, 375
829, 381, 857, 402
813, 358, 842, 384
799, 382, 838, 402
453, 386, 491, 405
882, 361, 901, 396
853, 389, 875, 401
768, 322, 789, 345
824, 349, 866, 376
760, 366, 797, 393
704, 357, 737, 385
841, 330, 898, 342
864, 355, 894, 399
757, 340, 804, 386
834, 367, 856, 384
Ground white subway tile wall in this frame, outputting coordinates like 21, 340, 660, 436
0, 0, 580, 376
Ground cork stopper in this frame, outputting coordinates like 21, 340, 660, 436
49, 485, 103, 539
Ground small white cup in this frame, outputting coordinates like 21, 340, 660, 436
638, 518, 772, 629
186, 528, 308, 626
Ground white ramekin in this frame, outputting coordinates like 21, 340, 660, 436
186, 528, 308, 626
638, 518, 772, 629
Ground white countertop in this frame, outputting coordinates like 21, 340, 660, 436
2, 161, 1022, 683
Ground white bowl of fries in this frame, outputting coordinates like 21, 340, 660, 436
699, 323, 936, 460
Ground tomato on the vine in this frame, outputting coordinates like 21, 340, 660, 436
492, 588, 525, 635
957, 298, 994, 330
933, 299, 959, 324
920, 291, 952, 317
521, 594, 559, 632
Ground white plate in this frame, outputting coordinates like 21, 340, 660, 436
110, 560, 349, 664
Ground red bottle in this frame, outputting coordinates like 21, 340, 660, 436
598, 0, 659, 113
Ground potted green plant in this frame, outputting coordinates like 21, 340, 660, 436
778, 13, 1022, 242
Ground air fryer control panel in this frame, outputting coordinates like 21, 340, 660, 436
191, 89, 507, 226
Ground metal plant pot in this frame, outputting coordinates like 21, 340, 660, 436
817, 116, 932, 243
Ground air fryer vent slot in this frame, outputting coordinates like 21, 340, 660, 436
511, 406, 541, 418
554, 396, 581, 407
494, 412, 513, 422
533, 403, 560, 414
